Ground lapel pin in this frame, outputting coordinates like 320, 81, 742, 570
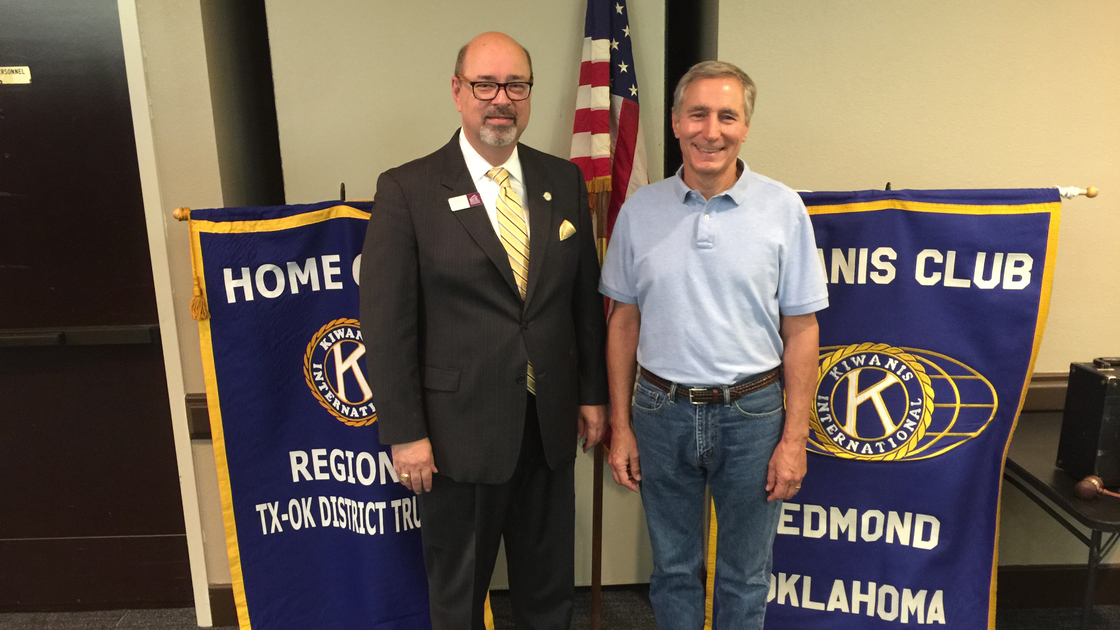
543, 192, 552, 201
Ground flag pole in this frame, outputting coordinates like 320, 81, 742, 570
591, 194, 609, 630
592, 442, 605, 630
572, 1, 648, 623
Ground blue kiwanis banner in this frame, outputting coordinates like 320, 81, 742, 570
706, 189, 1061, 629
188, 201, 431, 630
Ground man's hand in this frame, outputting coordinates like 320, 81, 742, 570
392, 438, 437, 494
604, 301, 642, 491
607, 425, 641, 492
767, 312, 817, 502
577, 404, 608, 452
766, 437, 806, 502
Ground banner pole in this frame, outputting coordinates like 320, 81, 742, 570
1057, 186, 1098, 199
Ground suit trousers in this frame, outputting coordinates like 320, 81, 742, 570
417, 396, 575, 630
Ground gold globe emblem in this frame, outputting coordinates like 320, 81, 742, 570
810, 343, 997, 461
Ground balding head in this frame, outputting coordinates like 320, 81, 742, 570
452, 32, 534, 165
455, 32, 533, 80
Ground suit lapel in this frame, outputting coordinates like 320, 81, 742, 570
439, 135, 520, 298
521, 149, 552, 307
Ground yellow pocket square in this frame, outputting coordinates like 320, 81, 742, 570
559, 220, 576, 241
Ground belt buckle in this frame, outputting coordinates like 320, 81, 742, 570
688, 388, 709, 404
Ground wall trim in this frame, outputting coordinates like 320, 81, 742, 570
997, 564, 1120, 608
209, 585, 238, 627
186, 393, 211, 440
118, 1, 211, 625
1023, 371, 1068, 413
180, 371, 1072, 442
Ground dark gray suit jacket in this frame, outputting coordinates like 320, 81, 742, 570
359, 132, 608, 484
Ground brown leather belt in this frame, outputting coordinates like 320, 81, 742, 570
639, 366, 781, 405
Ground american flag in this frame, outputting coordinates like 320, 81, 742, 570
570, 0, 647, 253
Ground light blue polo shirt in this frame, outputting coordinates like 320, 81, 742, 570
600, 162, 828, 386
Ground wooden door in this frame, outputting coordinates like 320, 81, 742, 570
0, 0, 191, 610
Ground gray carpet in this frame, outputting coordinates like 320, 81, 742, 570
996, 606, 1120, 630
490, 585, 655, 630
0, 608, 231, 629
2, 592, 1118, 629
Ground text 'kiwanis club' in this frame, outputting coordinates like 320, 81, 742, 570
214, 248, 1036, 307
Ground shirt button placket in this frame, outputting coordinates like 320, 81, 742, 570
696, 203, 715, 249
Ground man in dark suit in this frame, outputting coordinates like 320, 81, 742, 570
359, 31, 609, 630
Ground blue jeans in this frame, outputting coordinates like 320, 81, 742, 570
632, 374, 785, 630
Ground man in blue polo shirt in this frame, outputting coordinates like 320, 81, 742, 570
600, 60, 828, 629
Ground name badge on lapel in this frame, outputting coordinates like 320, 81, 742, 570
448, 192, 483, 211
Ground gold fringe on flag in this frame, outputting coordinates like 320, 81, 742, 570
586, 175, 612, 195
585, 176, 612, 248
592, 191, 610, 248
586, 175, 612, 212
174, 207, 211, 321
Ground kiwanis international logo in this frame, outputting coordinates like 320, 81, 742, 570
810, 343, 997, 461
303, 319, 376, 427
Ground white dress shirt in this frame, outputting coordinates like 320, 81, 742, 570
458, 129, 529, 239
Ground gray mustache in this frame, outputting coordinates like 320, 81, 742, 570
485, 106, 517, 120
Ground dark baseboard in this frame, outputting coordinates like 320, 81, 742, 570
1023, 372, 1068, 413
209, 585, 239, 626
997, 564, 1120, 608
186, 392, 211, 440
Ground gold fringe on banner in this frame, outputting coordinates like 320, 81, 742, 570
174, 207, 211, 321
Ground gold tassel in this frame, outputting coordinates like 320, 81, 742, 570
190, 277, 210, 320
176, 207, 211, 321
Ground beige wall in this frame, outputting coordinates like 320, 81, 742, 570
263, 0, 665, 587
719, 0, 1120, 565
719, 0, 1119, 373
265, 0, 664, 203
127, 1, 1120, 620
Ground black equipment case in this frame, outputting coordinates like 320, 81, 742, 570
1056, 359, 1120, 487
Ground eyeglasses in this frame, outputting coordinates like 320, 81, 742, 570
458, 77, 533, 101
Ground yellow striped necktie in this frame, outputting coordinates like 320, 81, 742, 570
487, 166, 535, 393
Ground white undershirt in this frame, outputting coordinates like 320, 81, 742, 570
458, 129, 529, 239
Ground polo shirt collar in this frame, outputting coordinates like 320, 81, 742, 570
674, 159, 752, 206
